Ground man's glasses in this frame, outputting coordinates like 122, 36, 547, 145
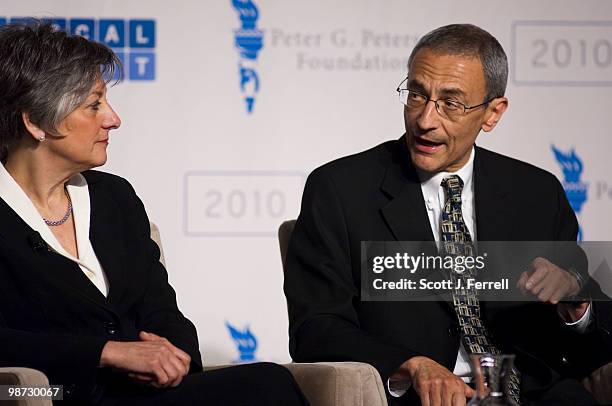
396, 77, 494, 121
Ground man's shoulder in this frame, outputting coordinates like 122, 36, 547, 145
476, 146, 561, 186
309, 138, 400, 184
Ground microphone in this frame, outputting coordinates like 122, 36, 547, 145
27, 232, 48, 254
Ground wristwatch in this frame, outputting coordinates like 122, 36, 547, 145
563, 267, 589, 304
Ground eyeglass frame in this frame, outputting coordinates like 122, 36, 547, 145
396, 77, 496, 118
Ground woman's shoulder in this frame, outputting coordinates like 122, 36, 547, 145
81, 169, 137, 197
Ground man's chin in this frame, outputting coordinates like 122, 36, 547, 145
409, 149, 445, 173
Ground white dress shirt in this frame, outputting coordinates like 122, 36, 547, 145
0, 164, 109, 296
388, 147, 592, 397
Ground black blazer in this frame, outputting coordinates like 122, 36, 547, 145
284, 137, 612, 401
0, 170, 202, 402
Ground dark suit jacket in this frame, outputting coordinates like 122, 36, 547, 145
0, 170, 202, 402
284, 137, 612, 403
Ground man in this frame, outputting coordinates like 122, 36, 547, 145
284, 24, 612, 405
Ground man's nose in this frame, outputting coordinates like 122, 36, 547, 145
415, 99, 440, 132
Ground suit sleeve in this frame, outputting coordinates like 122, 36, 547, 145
0, 312, 107, 398
552, 175, 579, 242
123, 180, 203, 373
284, 169, 419, 381
551, 176, 589, 289
551, 175, 612, 376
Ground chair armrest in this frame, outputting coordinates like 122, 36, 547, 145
583, 362, 612, 405
0, 368, 51, 406
284, 362, 387, 406
203, 365, 232, 372
203, 362, 387, 406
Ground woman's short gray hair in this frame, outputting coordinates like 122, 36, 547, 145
408, 24, 508, 103
0, 22, 121, 160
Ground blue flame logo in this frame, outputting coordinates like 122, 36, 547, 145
231, 0, 263, 114
226, 321, 258, 363
552, 145, 588, 240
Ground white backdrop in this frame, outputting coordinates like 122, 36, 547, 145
4, 0, 612, 365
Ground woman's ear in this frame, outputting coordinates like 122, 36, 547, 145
21, 112, 46, 141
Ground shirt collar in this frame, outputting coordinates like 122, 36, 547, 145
416, 147, 475, 198
0, 163, 88, 260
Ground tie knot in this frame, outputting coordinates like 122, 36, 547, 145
441, 175, 464, 198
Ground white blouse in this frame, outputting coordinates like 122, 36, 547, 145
0, 164, 108, 296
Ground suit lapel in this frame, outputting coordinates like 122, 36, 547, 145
377, 138, 451, 307
0, 196, 113, 311
379, 138, 435, 243
87, 177, 127, 306
473, 147, 510, 241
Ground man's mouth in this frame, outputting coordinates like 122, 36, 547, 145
413, 136, 444, 153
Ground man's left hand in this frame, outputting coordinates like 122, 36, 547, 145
517, 257, 590, 322
517, 257, 581, 304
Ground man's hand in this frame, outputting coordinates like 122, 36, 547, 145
517, 257, 589, 322
517, 257, 581, 305
100, 331, 191, 388
392, 356, 474, 406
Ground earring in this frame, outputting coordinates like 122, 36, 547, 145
38, 135, 46, 142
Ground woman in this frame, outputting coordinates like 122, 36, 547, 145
0, 23, 308, 405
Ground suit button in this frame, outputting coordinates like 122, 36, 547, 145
64, 384, 75, 397
105, 322, 118, 335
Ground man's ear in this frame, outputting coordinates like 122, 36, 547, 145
481, 97, 508, 133
21, 112, 46, 140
